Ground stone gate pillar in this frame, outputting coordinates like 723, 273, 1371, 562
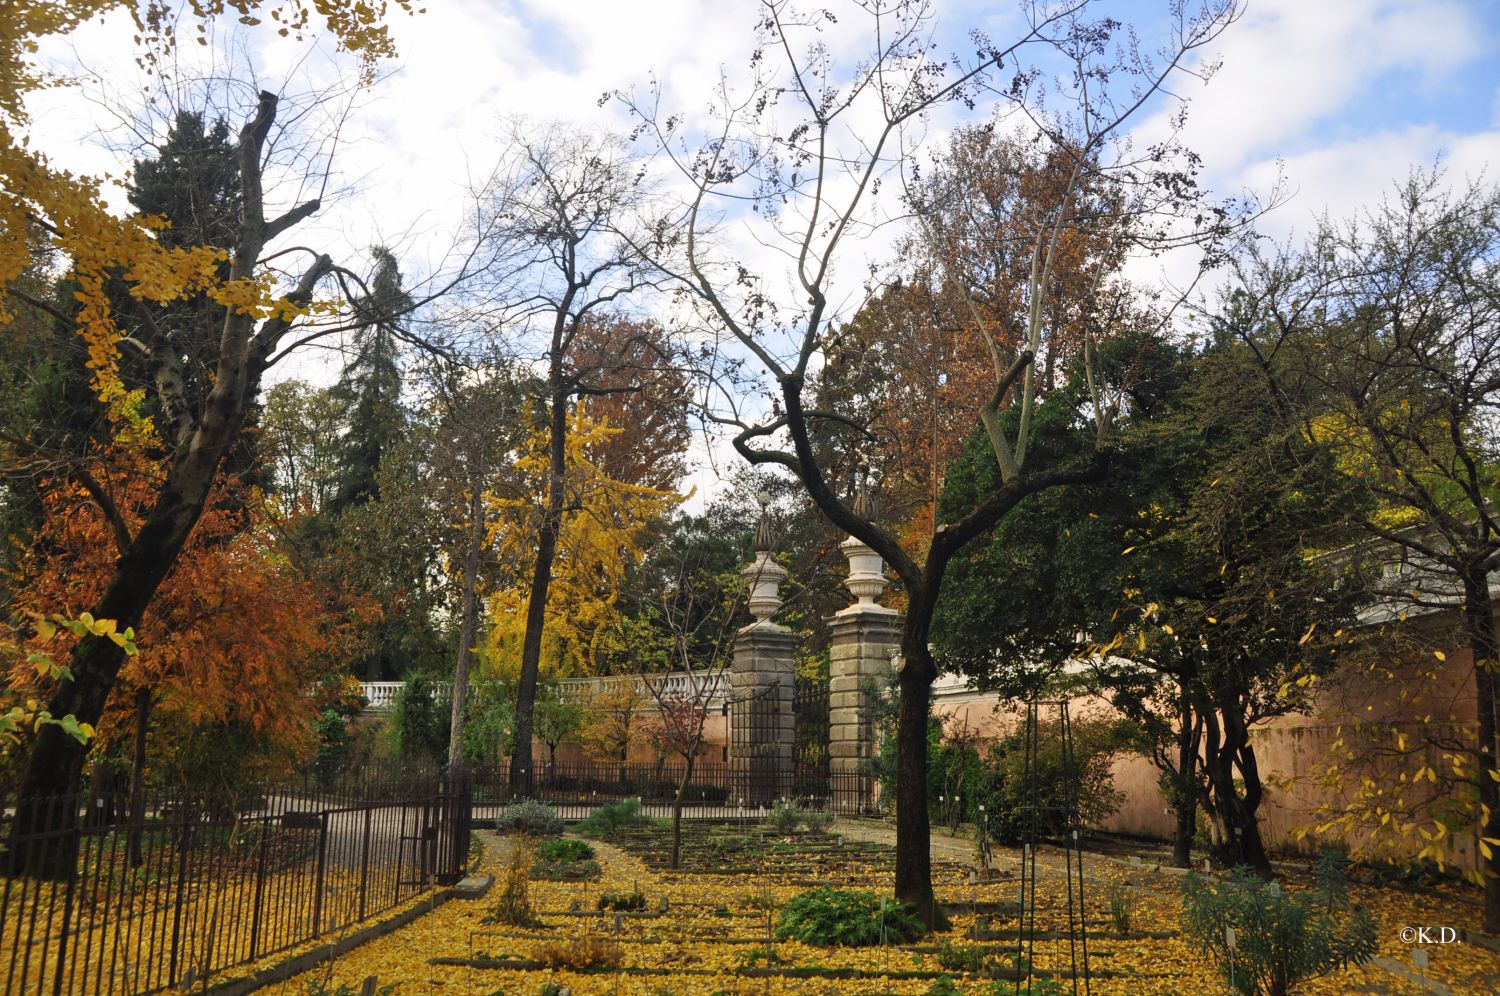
730, 517, 796, 806
829, 501, 903, 813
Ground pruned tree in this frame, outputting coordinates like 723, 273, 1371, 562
616, 0, 1259, 920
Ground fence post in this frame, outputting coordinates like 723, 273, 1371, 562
248, 818, 271, 960
311, 812, 329, 937
167, 815, 194, 986
358, 805, 373, 921
49, 805, 82, 996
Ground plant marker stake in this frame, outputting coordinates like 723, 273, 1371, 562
881, 896, 890, 974
1225, 925, 1237, 993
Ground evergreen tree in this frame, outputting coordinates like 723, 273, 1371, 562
329, 246, 410, 514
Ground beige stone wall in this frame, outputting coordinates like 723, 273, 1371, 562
930, 637, 1482, 870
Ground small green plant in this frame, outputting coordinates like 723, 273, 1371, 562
1181, 856, 1377, 996
737, 945, 788, 968
774, 887, 922, 946
935, 940, 985, 973
1107, 883, 1133, 932
992, 980, 1063, 996
538, 983, 566, 996
925, 976, 961, 996
597, 888, 647, 911
494, 799, 562, 837
533, 836, 601, 880
765, 799, 803, 833
576, 797, 656, 838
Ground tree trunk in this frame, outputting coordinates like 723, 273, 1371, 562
895, 635, 946, 929
10, 484, 220, 877
127, 688, 152, 868
1171, 698, 1202, 869
670, 753, 696, 870
1202, 704, 1272, 877
1461, 567, 1500, 932
510, 386, 568, 798
448, 485, 485, 769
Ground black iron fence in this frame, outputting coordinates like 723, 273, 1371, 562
469, 758, 874, 820
0, 769, 470, 996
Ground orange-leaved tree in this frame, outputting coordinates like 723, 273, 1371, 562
7, 446, 366, 807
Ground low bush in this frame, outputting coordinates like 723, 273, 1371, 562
774, 887, 923, 946
766, 800, 803, 833
935, 940, 986, 973
494, 799, 562, 837
534, 837, 600, 880
764, 800, 836, 834
801, 807, 835, 833
532, 936, 623, 970
925, 977, 961, 996
597, 888, 647, 911
576, 797, 656, 838
1181, 853, 1377, 996
538, 838, 594, 862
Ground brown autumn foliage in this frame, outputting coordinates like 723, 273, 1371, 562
817, 130, 1146, 554
569, 315, 692, 493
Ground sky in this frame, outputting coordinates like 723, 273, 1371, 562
22, 0, 1500, 501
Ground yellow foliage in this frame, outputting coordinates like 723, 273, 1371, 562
483, 404, 683, 676
0, 1, 411, 404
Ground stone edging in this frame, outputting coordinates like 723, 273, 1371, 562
205, 873, 493, 994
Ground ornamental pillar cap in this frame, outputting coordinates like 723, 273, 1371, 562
742, 502, 788, 624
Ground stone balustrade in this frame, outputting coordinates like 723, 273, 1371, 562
357, 672, 730, 713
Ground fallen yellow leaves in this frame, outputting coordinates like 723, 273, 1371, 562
280, 824, 1500, 995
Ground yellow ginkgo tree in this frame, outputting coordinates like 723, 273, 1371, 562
484, 405, 684, 681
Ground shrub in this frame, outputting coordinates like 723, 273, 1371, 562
765, 799, 803, 833
597, 889, 647, 911
973, 715, 1135, 843
801, 808, 835, 833
925, 977, 961, 996
534, 837, 600, 881
1181, 857, 1377, 996
494, 800, 562, 837
774, 887, 922, 946
935, 940, 986, 973
532, 936, 623, 970
1107, 883, 1133, 932
483, 843, 540, 927
576, 797, 655, 838
538, 838, 595, 863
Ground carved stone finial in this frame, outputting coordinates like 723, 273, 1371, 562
742, 499, 788, 625
753, 505, 776, 553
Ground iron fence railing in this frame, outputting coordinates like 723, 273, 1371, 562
0, 769, 470, 996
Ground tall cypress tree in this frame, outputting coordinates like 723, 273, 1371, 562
329, 246, 410, 513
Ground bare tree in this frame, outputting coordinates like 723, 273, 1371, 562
467, 121, 668, 793
617, 0, 1259, 920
